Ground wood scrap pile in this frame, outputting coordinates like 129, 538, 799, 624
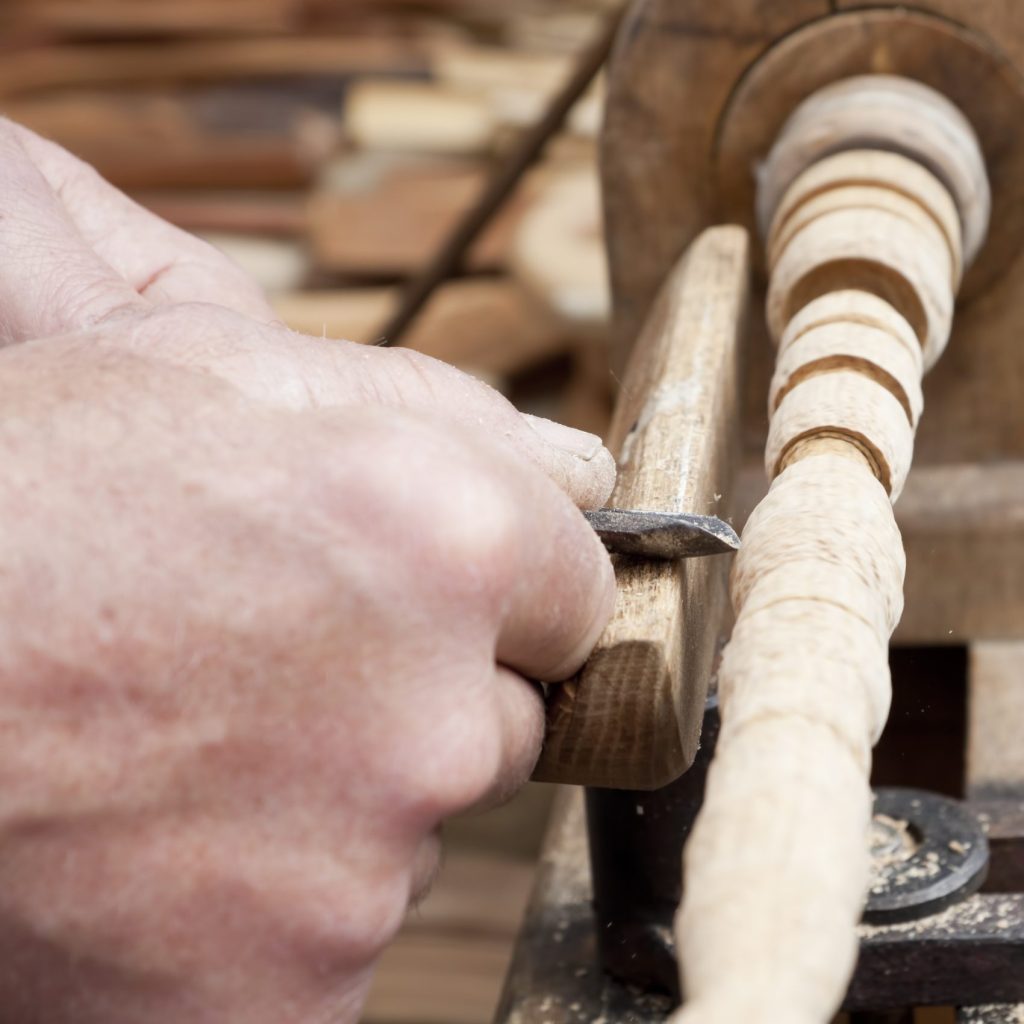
1, 0, 616, 435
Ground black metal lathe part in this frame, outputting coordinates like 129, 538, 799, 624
584, 695, 721, 999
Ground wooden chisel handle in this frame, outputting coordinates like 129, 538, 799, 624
532, 225, 749, 789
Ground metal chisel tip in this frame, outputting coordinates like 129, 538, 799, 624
583, 507, 740, 560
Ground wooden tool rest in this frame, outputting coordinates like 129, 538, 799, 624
502, 2, 1024, 1022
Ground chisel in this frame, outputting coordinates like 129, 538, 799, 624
584, 507, 739, 560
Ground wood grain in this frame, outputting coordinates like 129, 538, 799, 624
712, 6, 1024, 465
674, 78, 980, 1024
510, 162, 610, 327
602, 1, 1024, 464
734, 459, 1024, 646
533, 225, 748, 789
134, 191, 307, 237
756, 76, 989, 268
600, 0, 827, 368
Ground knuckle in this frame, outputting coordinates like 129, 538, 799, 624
390, 693, 504, 823
353, 347, 429, 406
424, 469, 520, 573
333, 418, 524, 599
414, 472, 523, 607
144, 299, 249, 333
187, 837, 410, 983
275, 871, 409, 977
129, 301, 263, 358
53, 274, 140, 330
379, 346, 448, 396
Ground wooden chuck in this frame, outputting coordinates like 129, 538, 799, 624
673, 77, 988, 1023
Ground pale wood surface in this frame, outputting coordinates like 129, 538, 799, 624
714, 9, 1024, 295
201, 233, 310, 293
756, 76, 989, 266
769, 317, 924, 426
674, 78, 976, 1024
432, 42, 603, 136
967, 642, 1024, 799
134, 191, 307, 238
510, 162, 610, 327
712, 5, 1024, 466
533, 225, 748, 789
734, 459, 1024, 646
765, 149, 963, 285
345, 80, 497, 156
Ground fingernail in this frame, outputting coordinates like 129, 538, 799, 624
525, 414, 604, 461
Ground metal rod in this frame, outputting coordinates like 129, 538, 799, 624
375, 4, 626, 347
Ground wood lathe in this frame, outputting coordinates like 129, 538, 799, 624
498, 3, 1024, 1021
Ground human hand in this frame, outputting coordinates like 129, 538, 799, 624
0, 121, 616, 1023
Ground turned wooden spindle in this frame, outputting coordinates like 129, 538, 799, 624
673, 76, 989, 1024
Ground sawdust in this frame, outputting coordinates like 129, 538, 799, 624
859, 893, 1022, 939
867, 812, 918, 894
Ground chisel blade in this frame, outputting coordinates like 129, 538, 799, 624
583, 507, 740, 560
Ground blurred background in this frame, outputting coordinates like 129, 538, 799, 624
0, 2, 619, 1021
0, 0, 617, 435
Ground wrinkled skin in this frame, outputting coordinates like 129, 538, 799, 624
0, 120, 616, 1023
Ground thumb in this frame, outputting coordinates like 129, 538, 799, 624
358, 345, 616, 510
520, 412, 615, 508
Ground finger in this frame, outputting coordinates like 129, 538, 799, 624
408, 830, 444, 906
381, 405, 616, 680
7, 121, 276, 321
467, 668, 545, 814
488, 469, 617, 682
314, 404, 615, 682
291, 337, 617, 510
371, 347, 616, 510
0, 125, 148, 343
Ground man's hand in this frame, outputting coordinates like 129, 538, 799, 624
0, 121, 616, 1023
